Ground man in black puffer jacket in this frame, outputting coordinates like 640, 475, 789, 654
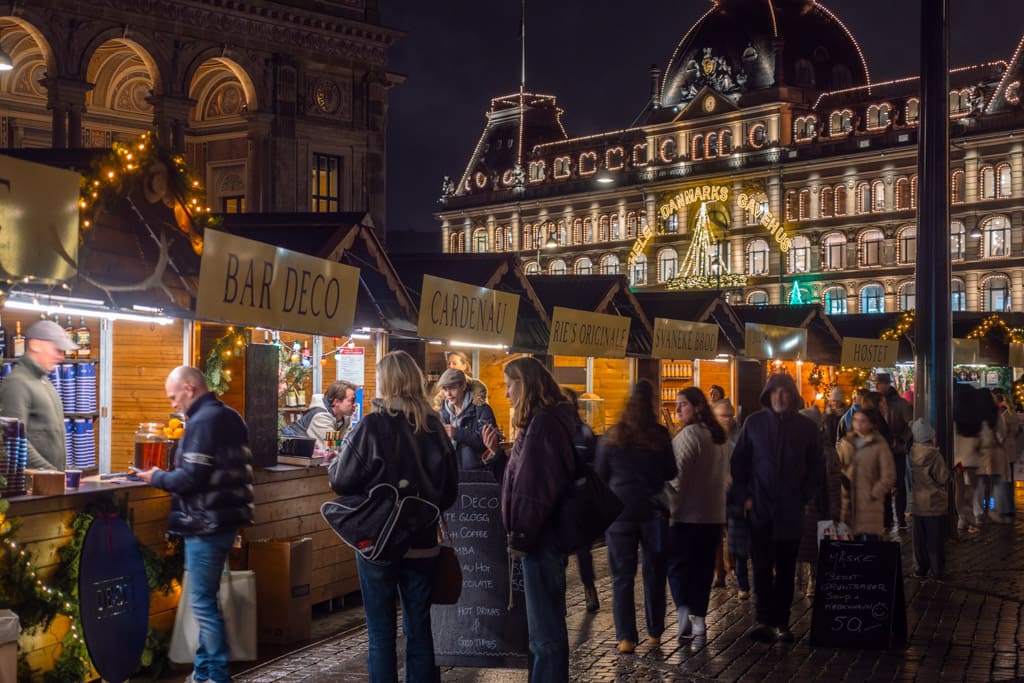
139, 365, 253, 683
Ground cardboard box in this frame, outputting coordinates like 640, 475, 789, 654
25, 470, 65, 496
247, 537, 312, 644
0, 610, 20, 683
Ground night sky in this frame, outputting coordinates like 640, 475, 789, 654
378, 0, 1024, 237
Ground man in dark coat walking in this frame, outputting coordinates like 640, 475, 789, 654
731, 373, 823, 643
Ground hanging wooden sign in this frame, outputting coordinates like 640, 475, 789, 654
840, 337, 900, 368
651, 318, 719, 360
416, 274, 519, 347
547, 306, 630, 358
744, 322, 807, 361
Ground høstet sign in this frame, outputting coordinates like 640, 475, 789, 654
840, 337, 900, 368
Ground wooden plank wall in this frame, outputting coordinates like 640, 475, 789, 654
696, 359, 731, 402
478, 350, 513, 437
110, 320, 186, 472
591, 357, 630, 431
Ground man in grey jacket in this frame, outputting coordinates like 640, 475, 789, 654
0, 320, 78, 469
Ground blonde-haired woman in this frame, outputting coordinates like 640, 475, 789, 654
329, 350, 458, 682
486, 357, 576, 680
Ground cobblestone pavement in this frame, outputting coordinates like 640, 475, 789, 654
232, 508, 1024, 682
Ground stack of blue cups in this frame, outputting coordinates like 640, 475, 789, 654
72, 418, 96, 469
76, 363, 97, 414
0, 362, 14, 384
59, 364, 77, 413
64, 418, 74, 468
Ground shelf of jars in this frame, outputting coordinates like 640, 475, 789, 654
660, 359, 694, 402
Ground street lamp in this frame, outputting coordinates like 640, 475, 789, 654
594, 169, 615, 185
535, 230, 558, 273
710, 253, 723, 290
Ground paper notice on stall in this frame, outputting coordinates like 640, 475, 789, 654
953, 338, 980, 365
651, 318, 719, 360
548, 306, 630, 358
335, 347, 365, 385
744, 322, 807, 361
197, 230, 359, 337
840, 337, 900, 368
416, 274, 519, 347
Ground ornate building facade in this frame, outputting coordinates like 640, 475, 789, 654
1, 0, 399, 232
437, 0, 1024, 317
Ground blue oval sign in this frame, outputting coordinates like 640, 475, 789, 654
77, 514, 150, 683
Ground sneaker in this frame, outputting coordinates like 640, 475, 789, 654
677, 607, 693, 640
584, 585, 600, 613
776, 627, 795, 643
737, 590, 750, 600
691, 615, 706, 636
749, 623, 776, 642
617, 639, 635, 653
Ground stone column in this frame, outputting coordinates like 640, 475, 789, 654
149, 95, 195, 153
42, 77, 93, 148
1009, 145, 1023, 197
511, 211, 521, 252
243, 112, 274, 213
964, 149, 979, 203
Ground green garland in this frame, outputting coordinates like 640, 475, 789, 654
204, 328, 248, 395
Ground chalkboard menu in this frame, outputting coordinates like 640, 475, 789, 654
245, 343, 279, 468
431, 470, 528, 668
810, 540, 907, 649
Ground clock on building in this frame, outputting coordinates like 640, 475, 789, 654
702, 95, 716, 113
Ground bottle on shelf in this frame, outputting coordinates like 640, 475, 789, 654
64, 315, 77, 358
76, 316, 91, 358
12, 321, 25, 357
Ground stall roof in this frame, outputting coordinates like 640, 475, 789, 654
390, 254, 551, 352
631, 291, 746, 354
218, 213, 418, 334
827, 313, 915, 362
731, 304, 843, 364
527, 275, 653, 356
953, 312, 1024, 366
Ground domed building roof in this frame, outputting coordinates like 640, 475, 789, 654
659, 0, 869, 108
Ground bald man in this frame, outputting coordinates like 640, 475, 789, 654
138, 366, 253, 683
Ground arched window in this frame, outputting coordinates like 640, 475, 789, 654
898, 281, 916, 311
895, 177, 911, 210
657, 248, 678, 282
747, 290, 770, 306
494, 227, 505, 252
574, 257, 593, 275
798, 189, 811, 220
600, 253, 620, 275
598, 215, 609, 242
571, 218, 583, 245
871, 179, 886, 212
906, 98, 920, 124
952, 169, 965, 204
746, 239, 771, 275
784, 190, 798, 221
822, 232, 847, 270
788, 235, 811, 273
583, 218, 594, 244
521, 224, 534, 250
998, 163, 1012, 198
706, 132, 719, 158
556, 220, 567, 245
823, 286, 848, 314
911, 175, 918, 209
860, 284, 885, 314
983, 275, 1012, 311
611, 214, 620, 240
720, 130, 733, 155
951, 220, 966, 261
631, 254, 648, 286
859, 228, 885, 267
524, 261, 541, 275
856, 182, 871, 214
820, 186, 834, 218
548, 258, 567, 276
898, 226, 916, 264
980, 165, 996, 199
449, 231, 465, 254
626, 212, 637, 239
983, 216, 1011, 258
951, 278, 966, 311
473, 229, 488, 252
834, 184, 848, 216
691, 134, 704, 160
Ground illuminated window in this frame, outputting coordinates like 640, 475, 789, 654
823, 232, 847, 270
473, 228, 488, 253
720, 130, 733, 155
859, 228, 884, 267
830, 110, 853, 136
657, 248, 678, 282
631, 254, 648, 286
981, 165, 996, 199
871, 180, 886, 212
524, 261, 541, 274
583, 218, 594, 243
898, 282, 915, 311
856, 182, 871, 214
820, 186, 834, 218
834, 184, 848, 216
746, 239, 770, 276
311, 153, 342, 212
898, 226, 916, 264
574, 257, 593, 275
494, 227, 505, 252
554, 157, 572, 179
998, 163, 1012, 198
952, 169, 965, 204
823, 286, 848, 314
860, 284, 885, 314
611, 214, 620, 240
906, 98, 920, 124
598, 215, 609, 242
747, 290, 769, 306
600, 254, 620, 274
951, 278, 966, 311
572, 219, 583, 245
664, 214, 679, 234
951, 221, 966, 260
983, 275, 1011, 311
448, 231, 465, 254
866, 104, 891, 130
222, 196, 246, 213
895, 177, 911, 210
983, 216, 1011, 258
788, 236, 811, 273
784, 190, 797, 221
798, 189, 810, 220
691, 134, 704, 160
626, 212, 637, 239
528, 161, 546, 182
548, 259, 567, 276
748, 123, 767, 148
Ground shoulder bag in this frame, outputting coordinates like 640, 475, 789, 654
430, 519, 463, 605
551, 422, 624, 554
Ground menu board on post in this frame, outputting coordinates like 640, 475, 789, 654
744, 322, 807, 361
810, 540, 907, 649
840, 337, 900, 368
245, 343, 280, 468
953, 338, 980, 365
417, 274, 520, 347
197, 230, 360, 337
547, 306, 630, 358
431, 470, 528, 669
651, 318, 719, 360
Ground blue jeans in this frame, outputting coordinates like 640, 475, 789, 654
605, 517, 668, 642
733, 554, 750, 592
357, 554, 438, 683
184, 530, 237, 683
521, 540, 568, 682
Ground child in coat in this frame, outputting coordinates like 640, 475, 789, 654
908, 418, 951, 578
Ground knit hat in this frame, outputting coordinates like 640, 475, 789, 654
829, 386, 844, 402
799, 405, 822, 427
437, 368, 467, 388
911, 417, 936, 443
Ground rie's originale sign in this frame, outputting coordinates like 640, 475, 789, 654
417, 274, 519, 347
548, 306, 630, 358
744, 322, 807, 361
840, 337, 900, 368
651, 318, 719, 360
197, 230, 360, 337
